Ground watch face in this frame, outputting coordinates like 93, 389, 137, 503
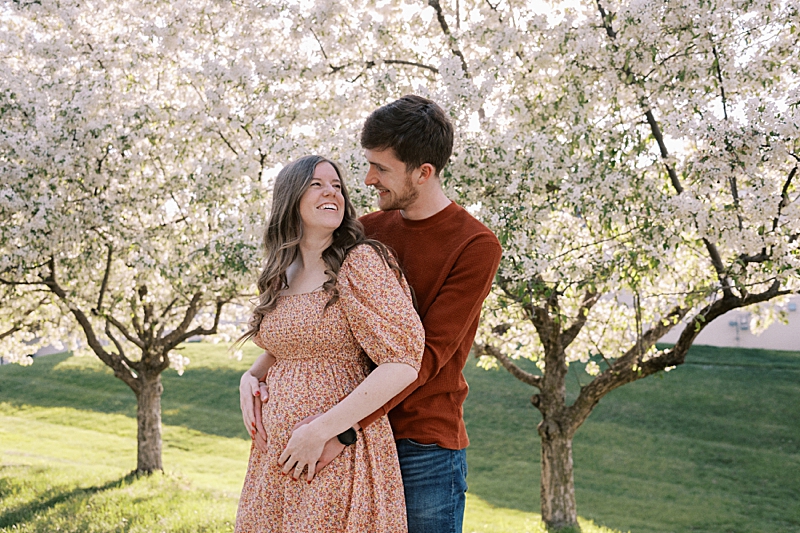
338, 428, 357, 446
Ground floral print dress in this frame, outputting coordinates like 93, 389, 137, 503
235, 244, 424, 533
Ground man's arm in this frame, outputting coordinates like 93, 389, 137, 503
302, 233, 500, 472
359, 234, 501, 428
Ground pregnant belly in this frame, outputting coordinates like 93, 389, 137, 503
263, 357, 368, 439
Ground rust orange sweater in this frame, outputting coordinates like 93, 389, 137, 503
358, 202, 501, 449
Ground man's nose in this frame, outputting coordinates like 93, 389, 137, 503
364, 169, 378, 185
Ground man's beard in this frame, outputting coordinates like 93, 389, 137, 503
379, 172, 419, 211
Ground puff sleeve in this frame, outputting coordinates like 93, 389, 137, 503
250, 319, 269, 350
339, 244, 424, 370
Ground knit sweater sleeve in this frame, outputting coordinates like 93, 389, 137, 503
358, 233, 501, 428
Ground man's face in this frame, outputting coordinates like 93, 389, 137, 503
363, 148, 420, 212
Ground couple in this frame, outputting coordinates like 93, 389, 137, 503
235, 95, 501, 533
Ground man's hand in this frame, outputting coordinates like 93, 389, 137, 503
292, 414, 346, 473
253, 394, 268, 453
240, 371, 268, 440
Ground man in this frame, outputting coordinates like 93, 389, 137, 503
241, 95, 501, 533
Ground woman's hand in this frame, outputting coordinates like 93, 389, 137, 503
292, 414, 347, 473
278, 420, 330, 482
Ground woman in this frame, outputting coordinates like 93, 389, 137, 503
234, 155, 424, 532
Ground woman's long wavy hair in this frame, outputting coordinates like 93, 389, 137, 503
238, 155, 407, 346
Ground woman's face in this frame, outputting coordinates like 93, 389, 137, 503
298, 162, 345, 236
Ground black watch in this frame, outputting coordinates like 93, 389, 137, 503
337, 427, 358, 446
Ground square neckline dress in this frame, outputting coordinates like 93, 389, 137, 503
235, 244, 424, 533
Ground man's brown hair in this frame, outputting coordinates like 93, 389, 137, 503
360, 95, 454, 175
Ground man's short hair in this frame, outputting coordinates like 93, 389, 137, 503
360, 95, 454, 175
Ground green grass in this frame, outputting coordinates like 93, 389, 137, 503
2, 343, 799, 532
463, 345, 800, 533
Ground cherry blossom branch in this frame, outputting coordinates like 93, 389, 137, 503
560, 291, 600, 349
161, 293, 207, 348
738, 164, 797, 264
643, 109, 683, 194
0, 324, 22, 341
217, 130, 239, 156
711, 42, 746, 231
0, 297, 48, 341
476, 342, 543, 389
428, 0, 469, 77
596, 3, 734, 297
94, 244, 112, 314
381, 59, 439, 73
711, 45, 729, 120
310, 28, 438, 76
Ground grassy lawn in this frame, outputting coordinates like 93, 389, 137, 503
2, 343, 799, 532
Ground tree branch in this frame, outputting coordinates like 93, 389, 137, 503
711, 45, 728, 120
105, 320, 138, 371
160, 292, 205, 348
644, 109, 684, 194
176, 298, 226, 341
216, 130, 239, 156
0, 324, 22, 341
94, 244, 113, 314
106, 315, 145, 350
0, 297, 48, 340
382, 59, 439, 73
428, 0, 470, 77
43, 258, 139, 392
565, 282, 786, 435
476, 342, 542, 389
560, 290, 600, 348
596, 0, 617, 39
739, 163, 797, 264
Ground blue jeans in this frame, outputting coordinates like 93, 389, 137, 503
396, 439, 468, 533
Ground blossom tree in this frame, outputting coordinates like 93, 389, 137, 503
266, 0, 799, 529
0, 0, 315, 473
2, 0, 798, 527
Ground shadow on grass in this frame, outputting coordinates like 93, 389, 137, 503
0, 469, 138, 529
0, 351, 249, 440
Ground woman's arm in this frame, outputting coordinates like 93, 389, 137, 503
240, 351, 276, 439
278, 362, 418, 481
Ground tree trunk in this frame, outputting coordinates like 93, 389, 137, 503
135, 373, 163, 474
539, 418, 578, 531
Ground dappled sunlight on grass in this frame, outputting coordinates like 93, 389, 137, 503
2, 343, 799, 532
465, 493, 624, 533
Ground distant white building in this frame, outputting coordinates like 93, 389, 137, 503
660, 295, 799, 351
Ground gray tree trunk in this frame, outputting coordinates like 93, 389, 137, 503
135, 373, 163, 474
539, 419, 578, 531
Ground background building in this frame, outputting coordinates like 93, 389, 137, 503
660, 296, 799, 351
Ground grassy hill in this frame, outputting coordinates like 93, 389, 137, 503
1, 343, 798, 532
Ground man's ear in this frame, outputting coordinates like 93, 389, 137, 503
417, 163, 437, 185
